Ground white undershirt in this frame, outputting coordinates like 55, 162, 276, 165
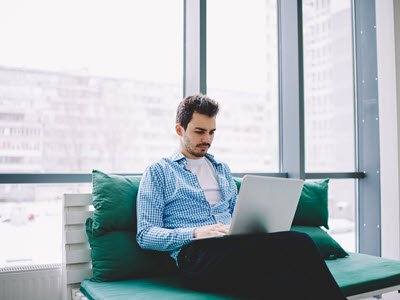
185, 157, 222, 207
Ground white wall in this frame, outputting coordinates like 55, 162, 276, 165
376, 0, 400, 261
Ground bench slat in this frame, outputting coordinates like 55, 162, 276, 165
65, 211, 94, 225
67, 249, 92, 264
66, 229, 88, 244
67, 269, 93, 284
64, 194, 92, 207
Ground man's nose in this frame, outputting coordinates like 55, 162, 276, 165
202, 134, 212, 144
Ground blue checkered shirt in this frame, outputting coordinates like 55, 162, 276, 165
136, 151, 238, 265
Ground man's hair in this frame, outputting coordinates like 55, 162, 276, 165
176, 94, 219, 129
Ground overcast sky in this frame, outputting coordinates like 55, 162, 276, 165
0, 0, 349, 93
0, 0, 183, 84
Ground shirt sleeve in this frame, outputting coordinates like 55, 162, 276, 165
224, 163, 238, 216
136, 164, 195, 252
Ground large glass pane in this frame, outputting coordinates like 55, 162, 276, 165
0, 183, 91, 267
327, 179, 356, 252
0, 0, 182, 268
303, 0, 355, 172
207, 0, 279, 172
0, 0, 183, 174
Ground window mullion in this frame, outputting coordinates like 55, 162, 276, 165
183, 0, 206, 97
278, 0, 305, 180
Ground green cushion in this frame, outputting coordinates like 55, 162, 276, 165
88, 170, 176, 282
86, 218, 177, 282
233, 177, 242, 193
81, 253, 400, 299
80, 276, 244, 300
233, 177, 330, 229
91, 169, 141, 236
293, 179, 330, 229
290, 226, 348, 259
89, 172, 334, 282
327, 252, 400, 297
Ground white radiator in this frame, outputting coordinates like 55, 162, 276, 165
0, 264, 62, 300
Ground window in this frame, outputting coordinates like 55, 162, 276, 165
0, 0, 380, 269
303, 0, 355, 172
303, 0, 356, 250
207, 0, 279, 172
0, 0, 183, 267
0, 184, 91, 267
326, 179, 356, 252
0, 0, 183, 174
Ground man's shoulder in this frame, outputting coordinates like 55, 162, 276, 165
206, 154, 231, 170
144, 154, 183, 177
145, 157, 174, 172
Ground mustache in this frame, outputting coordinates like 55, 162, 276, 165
196, 143, 210, 147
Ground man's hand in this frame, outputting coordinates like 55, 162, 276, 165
194, 223, 230, 238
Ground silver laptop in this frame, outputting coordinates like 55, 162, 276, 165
191, 175, 304, 241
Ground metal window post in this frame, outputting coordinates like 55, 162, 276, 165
183, 0, 207, 97
354, 0, 381, 256
278, 0, 305, 180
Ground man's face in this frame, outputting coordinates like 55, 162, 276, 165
176, 112, 216, 159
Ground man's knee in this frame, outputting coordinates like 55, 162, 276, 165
289, 230, 318, 246
238, 231, 315, 251
286, 230, 313, 241
285, 231, 325, 261
270, 231, 320, 254
271, 230, 312, 242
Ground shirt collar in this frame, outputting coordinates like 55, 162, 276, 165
169, 150, 222, 166
170, 151, 186, 163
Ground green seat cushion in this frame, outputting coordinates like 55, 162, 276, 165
233, 177, 330, 229
86, 218, 177, 282
80, 276, 246, 300
327, 252, 400, 296
81, 253, 400, 299
290, 226, 348, 259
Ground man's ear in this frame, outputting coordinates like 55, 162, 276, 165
175, 123, 184, 137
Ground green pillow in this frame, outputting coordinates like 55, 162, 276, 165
293, 179, 330, 229
233, 177, 330, 229
290, 225, 348, 259
86, 218, 177, 282
91, 169, 141, 236
88, 170, 177, 282
88, 171, 335, 281
233, 176, 242, 193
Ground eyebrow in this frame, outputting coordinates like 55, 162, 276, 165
194, 127, 216, 131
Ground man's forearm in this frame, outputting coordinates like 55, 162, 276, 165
136, 226, 195, 252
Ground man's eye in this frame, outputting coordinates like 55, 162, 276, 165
195, 131, 203, 134
210, 131, 215, 135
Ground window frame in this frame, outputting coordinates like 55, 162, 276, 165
0, 0, 380, 257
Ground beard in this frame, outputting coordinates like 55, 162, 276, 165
183, 136, 210, 158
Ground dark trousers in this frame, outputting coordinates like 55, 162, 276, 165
178, 231, 347, 300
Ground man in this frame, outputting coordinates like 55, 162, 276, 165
137, 94, 346, 300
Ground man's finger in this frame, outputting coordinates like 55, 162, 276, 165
212, 226, 227, 232
214, 224, 229, 230
212, 229, 229, 234
211, 231, 226, 236
215, 223, 228, 228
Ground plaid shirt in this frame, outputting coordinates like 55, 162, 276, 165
136, 151, 238, 264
